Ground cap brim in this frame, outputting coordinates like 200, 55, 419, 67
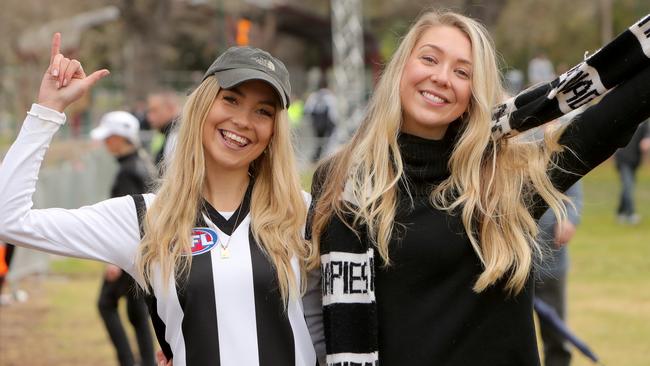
90, 126, 140, 146
90, 126, 110, 141
214, 68, 289, 109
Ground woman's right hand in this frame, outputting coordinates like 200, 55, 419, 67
104, 264, 122, 282
37, 33, 110, 113
156, 350, 173, 366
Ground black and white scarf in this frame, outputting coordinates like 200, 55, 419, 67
492, 14, 650, 139
320, 14, 650, 366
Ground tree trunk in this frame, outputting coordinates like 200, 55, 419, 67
600, 0, 613, 44
119, 0, 172, 102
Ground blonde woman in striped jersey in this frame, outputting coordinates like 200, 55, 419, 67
0, 33, 324, 366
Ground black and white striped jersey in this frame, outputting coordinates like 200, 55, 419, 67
0, 104, 324, 366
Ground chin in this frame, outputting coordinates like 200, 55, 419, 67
219, 161, 249, 171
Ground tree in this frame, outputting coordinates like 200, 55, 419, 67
117, 0, 172, 102
463, 0, 509, 27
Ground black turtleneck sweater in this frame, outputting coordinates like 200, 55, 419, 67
377, 132, 541, 365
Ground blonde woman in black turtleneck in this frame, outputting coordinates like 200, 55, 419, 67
308, 10, 650, 366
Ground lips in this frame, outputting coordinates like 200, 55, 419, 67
420, 90, 449, 104
220, 129, 251, 147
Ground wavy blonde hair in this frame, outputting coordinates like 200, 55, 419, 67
310, 10, 569, 295
137, 77, 309, 303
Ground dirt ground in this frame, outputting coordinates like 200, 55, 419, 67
0, 277, 52, 366
0, 273, 128, 366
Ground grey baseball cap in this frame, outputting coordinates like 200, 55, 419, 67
202, 46, 291, 109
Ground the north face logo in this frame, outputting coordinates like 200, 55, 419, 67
252, 56, 275, 71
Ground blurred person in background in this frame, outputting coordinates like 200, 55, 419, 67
0, 159, 18, 305
528, 51, 556, 86
309, 9, 650, 366
146, 91, 180, 173
535, 181, 582, 366
90, 110, 156, 366
288, 93, 305, 129
614, 119, 650, 224
0, 241, 16, 299
504, 68, 524, 95
304, 77, 337, 163
0, 34, 323, 366
132, 99, 151, 131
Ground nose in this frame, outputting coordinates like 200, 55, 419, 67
430, 67, 451, 88
230, 110, 251, 129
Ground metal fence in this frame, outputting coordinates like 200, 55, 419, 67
6, 147, 116, 285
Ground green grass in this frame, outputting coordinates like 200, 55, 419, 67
49, 257, 106, 276
567, 160, 650, 366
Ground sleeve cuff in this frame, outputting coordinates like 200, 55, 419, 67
27, 104, 67, 125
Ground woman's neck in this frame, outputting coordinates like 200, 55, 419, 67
203, 169, 250, 211
398, 132, 454, 194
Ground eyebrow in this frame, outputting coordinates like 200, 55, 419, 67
226, 86, 278, 108
419, 44, 472, 66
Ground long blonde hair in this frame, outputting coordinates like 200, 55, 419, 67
310, 10, 569, 295
137, 77, 309, 303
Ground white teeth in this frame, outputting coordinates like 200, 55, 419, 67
421, 91, 446, 103
221, 130, 250, 146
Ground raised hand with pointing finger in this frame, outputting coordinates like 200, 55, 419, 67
37, 33, 109, 113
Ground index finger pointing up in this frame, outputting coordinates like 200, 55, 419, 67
50, 33, 61, 66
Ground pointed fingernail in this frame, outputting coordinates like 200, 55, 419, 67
56, 81, 61, 89
63, 79, 68, 87
52, 69, 58, 77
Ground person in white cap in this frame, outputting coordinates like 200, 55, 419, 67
92, 111, 141, 157
91, 111, 156, 366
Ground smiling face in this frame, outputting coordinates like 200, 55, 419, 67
399, 25, 473, 140
202, 80, 278, 174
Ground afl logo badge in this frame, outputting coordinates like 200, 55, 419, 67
191, 228, 218, 256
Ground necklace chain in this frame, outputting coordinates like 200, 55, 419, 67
217, 187, 247, 259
